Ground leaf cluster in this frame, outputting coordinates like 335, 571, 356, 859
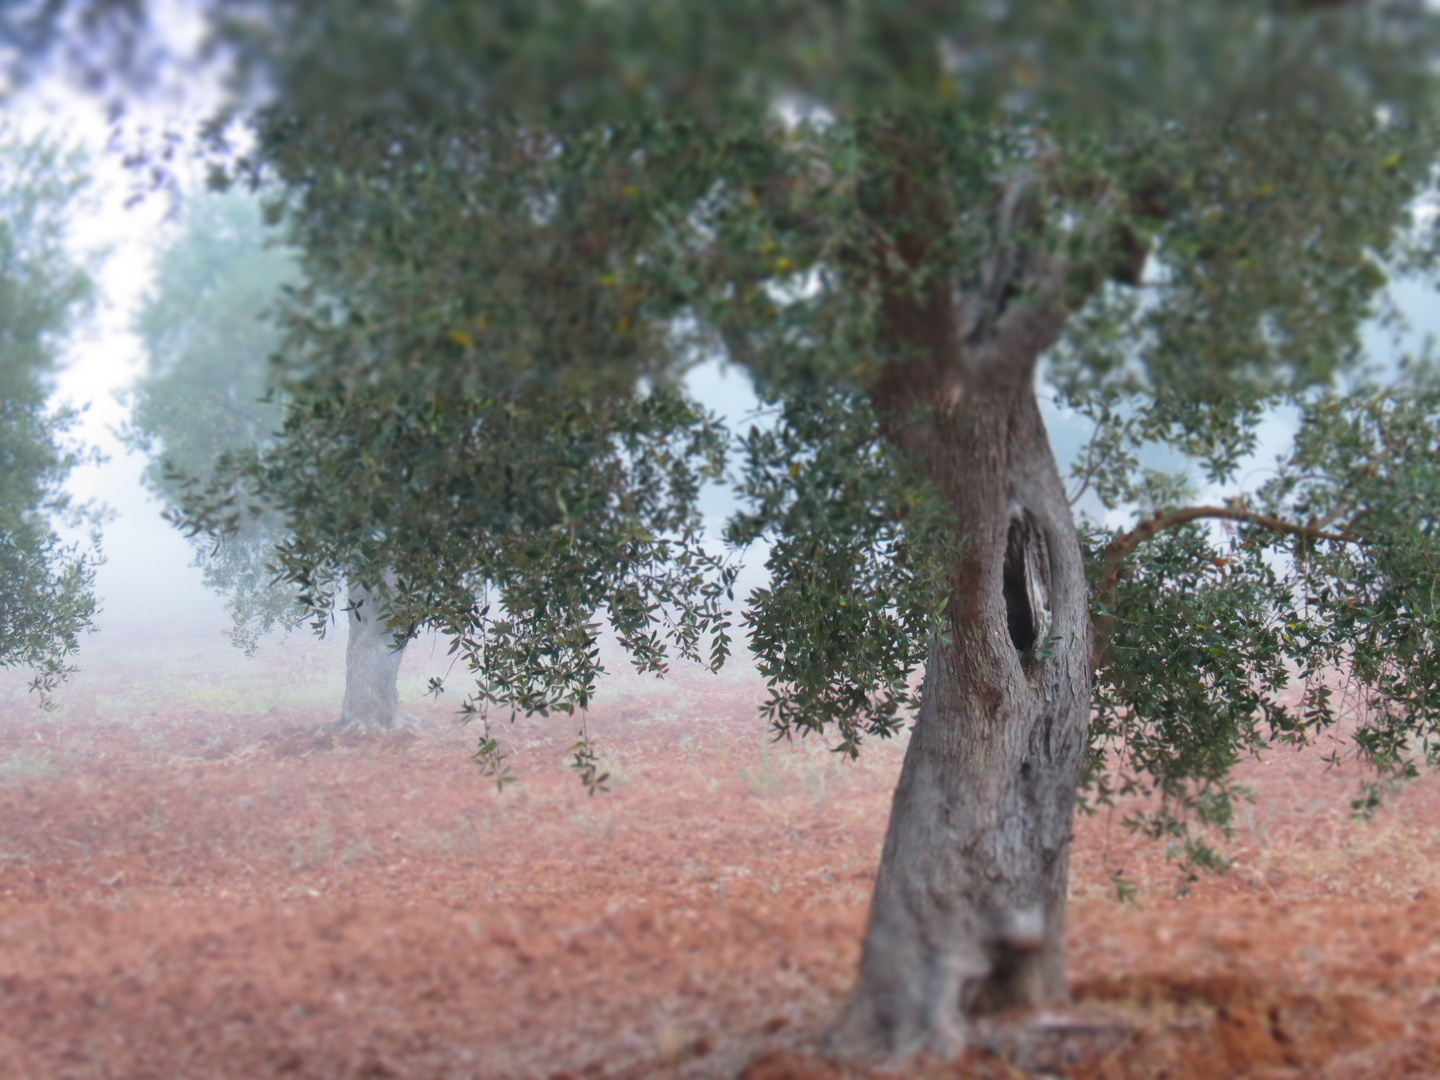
181, 130, 741, 719
728, 387, 950, 757
1075, 361, 1440, 867
0, 126, 101, 700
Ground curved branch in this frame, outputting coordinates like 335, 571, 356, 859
1090, 504, 1358, 669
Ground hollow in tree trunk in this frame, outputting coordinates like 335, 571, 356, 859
340, 581, 418, 732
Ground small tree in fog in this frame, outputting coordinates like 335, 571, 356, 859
0, 125, 100, 702
127, 190, 299, 648
169, 0, 1440, 1061
128, 189, 421, 730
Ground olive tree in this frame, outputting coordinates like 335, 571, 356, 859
0, 126, 100, 702
127, 187, 424, 730
176, 0, 1440, 1061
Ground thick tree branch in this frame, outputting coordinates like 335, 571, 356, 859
1090, 504, 1358, 669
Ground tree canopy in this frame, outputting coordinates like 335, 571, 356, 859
195, 1, 1440, 792
0, 126, 100, 700
124, 186, 304, 651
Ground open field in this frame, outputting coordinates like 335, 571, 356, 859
2, 637, 1440, 1079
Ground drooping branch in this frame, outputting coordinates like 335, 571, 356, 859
1090, 504, 1359, 668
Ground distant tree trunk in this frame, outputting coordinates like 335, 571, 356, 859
830, 154, 1094, 1060
339, 581, 418, 731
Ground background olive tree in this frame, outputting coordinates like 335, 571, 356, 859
0, 125, 101, 702
126, 189, 298, 646
126, 186, 429, 730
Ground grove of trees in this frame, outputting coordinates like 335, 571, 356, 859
10, 0, 1440, 1064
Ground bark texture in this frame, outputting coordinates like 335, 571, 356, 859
340, 582, 418, 732
830, 148, 1095, 1060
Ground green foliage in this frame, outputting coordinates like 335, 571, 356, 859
469, 715, 515, 793
570, 725, 610, 797
181, 132, 739, 720
187, 378, 737, 719
1071, 359, 1440, 865
179, 2, 1440, 830
225, 1, 1432, 130
0, 125, 100, 701
728, 387, 951, 757
125, 188, 303, 652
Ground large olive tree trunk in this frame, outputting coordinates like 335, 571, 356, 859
340, 581, 418, 731
833, 381, 1091, 1058
830, 161, 1095, 1059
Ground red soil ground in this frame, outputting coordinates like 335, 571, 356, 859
2, 664, 1439, 1079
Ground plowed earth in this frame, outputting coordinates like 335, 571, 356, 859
2, 656, 1440, 1079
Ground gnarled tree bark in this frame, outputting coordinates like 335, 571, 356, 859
833, 375, 1092, 1060
340, 580, 419, 732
